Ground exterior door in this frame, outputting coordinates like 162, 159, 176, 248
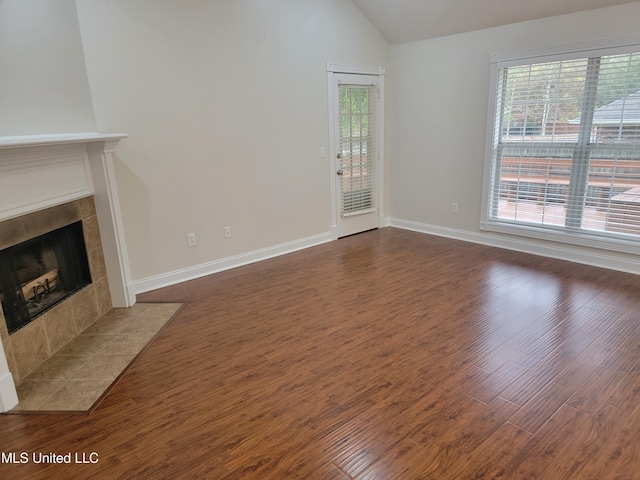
329, 68, 383, 238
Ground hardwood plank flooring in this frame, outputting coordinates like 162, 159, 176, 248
1, 227, 640, 478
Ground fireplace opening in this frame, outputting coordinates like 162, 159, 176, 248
0, 221, 92, 334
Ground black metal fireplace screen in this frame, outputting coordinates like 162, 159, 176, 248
0, 221, 92, 334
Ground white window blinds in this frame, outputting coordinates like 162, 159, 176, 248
486, 48, 640, 247
338, 84, 376, 216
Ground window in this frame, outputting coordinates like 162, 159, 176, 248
482, 39, 640, 253
339, 84, 376, 215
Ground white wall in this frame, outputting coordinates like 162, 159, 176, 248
75, 0, 390, 286
0, 0, 96, 135
389, 2, 640, 273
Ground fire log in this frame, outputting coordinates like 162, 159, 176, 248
21, 269, 59, 302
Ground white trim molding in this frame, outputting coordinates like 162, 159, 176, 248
0, 132, 127, 150
327, 63, 385, 76
0, 363, 18, 412
0, 143, 93, 222
131, 231, 333, 295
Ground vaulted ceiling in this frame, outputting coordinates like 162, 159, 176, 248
351, 0, 640, 44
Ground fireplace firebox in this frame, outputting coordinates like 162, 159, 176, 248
0, 221, 92, 334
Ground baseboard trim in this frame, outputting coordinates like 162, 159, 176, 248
387, 217, 640, 275
0, 371, 18, 412
130, 231, 333, 296
130, 219, 639, 298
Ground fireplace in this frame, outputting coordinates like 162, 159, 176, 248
0, 221, 92, 335
0, 198, 115, 386
0, 133, 131, 412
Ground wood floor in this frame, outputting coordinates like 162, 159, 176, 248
1, 227, 640, 479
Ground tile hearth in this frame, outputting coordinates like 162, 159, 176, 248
9, 302, 182, 413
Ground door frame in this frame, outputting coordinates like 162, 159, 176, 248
327, 63, 385, 239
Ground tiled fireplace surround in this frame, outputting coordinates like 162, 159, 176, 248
0, 198, 112, 385
0, 133, 131, 411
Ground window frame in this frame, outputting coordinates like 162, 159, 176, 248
480, 35, 640, 255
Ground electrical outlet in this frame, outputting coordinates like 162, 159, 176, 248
187, 233, 197, 247
224, 226, 231, 239
451, 203, 459, 214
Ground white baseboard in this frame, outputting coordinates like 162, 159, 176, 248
387, 217, 640, 275
129, 219, 639, 298
0, 371, 18, 412
130, 231, 333, 296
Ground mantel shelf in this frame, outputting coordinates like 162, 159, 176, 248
0, 132, 128, 150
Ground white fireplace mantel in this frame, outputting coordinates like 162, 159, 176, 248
0, 132, 134, 411
0, 132, 127, 150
